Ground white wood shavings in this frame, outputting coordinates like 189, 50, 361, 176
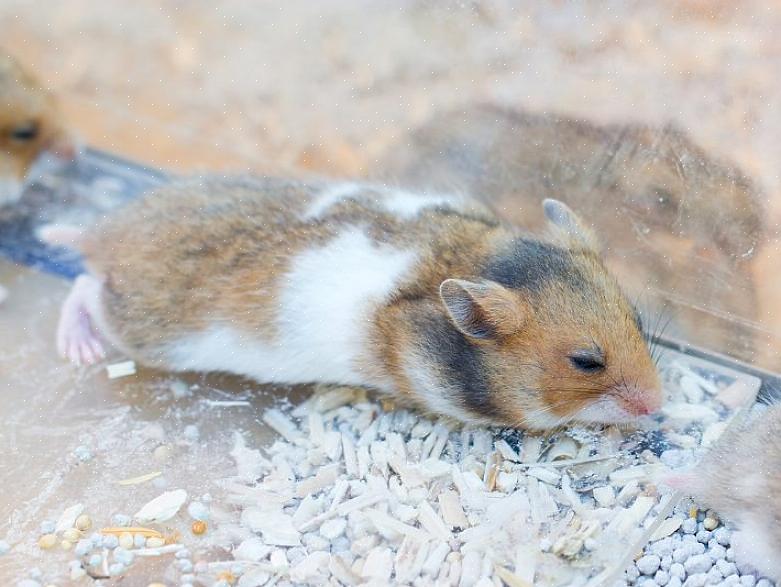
296, 463, 339, 498
117, 471, 162, 486
362, 546, 394, 581
483, 451, 502, 491
308, 411, 325, 446
364, 508, 430, 541
522, 436, 542, 462
546, 437, 579, 461
495, 565, 534, 587
649, 516, 683, 541
609, 464, 666, 486
422, 542, 451, 576
131, 544, 184, 557
230, 433, 270, 483
417, 500, 451, 541
242, 509, 301, 546
617, 495, 655, 535
329, 553, 361, 585
262, 408, 306, 445
387, 454, 426, 488
701, 421, 728, 447
592, 485, 615, 508
513, 543, 538, 584
357, 445, 371, 479
106, 360, 136, 379
55, 503, 84, 533
615, 480, 640, 505
341, 432, 358, 477
292, 495, 323, 529
661, 402, 719, 423
134, 489, 187, 523
290, 551, 330, 583
526, 467, 561, 485
297, 493, 387, 532
438, 490, 468, 529
559, 474, 584, 515
394, 537, 429, 583
234, 537, 272, 562
717, 379, 756, 409
312, 387, 356, 412
494, 439, 521, 462
459, 550, 481, 587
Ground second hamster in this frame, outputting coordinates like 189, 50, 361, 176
43, 177, 662, 429
0, 52, 75, 206
662, 403, 781, 581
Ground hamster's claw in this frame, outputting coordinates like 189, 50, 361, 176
57, 274, 105, 366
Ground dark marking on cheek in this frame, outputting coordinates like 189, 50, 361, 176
419, 313, 503, 421
483, 238, 587, 293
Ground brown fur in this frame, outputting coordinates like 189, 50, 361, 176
74, 176, 660, 428
375, 105, 765, 363
0, 53, 70, 194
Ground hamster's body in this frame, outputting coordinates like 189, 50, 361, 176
49, 176, 661, 428
665, 404, 781, 580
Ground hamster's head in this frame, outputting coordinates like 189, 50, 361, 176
438, 199, 662, 429
615, 124, 763, 262
0, 53, 75, 206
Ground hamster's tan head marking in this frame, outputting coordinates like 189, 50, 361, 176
0, 53, 74, 205
438, 199, 662, 429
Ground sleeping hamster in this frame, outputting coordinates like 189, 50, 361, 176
0, 52, 75, 206
663, 404, 781, 581
42, 177, 662, 428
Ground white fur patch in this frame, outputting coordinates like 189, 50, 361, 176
167, 229, 416, 388
401, 361, 476, 424
379, 191, 459, 219
303, 182, 363, 219
731, 516, 781, 579
304, 183, 462, 221
573, 396, 637, 425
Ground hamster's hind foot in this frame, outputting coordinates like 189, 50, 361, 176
57, 274, 105, 366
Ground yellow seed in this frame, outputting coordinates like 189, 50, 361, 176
689, 506, 698, 518
60, 540, 73, 550
146, 537, 165, 548
38, 534, 57, 549
217, 571, 236, 584
118, 532, 134, 550
62, 528, 80, 542
75, 514, 92, 531
191, 520, 207, 535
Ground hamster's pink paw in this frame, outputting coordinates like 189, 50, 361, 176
655, 468, 698, 492
57, 275, 105, 366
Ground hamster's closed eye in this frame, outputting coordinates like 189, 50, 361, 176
9, 120, 39, 143
568, 349, 605, 373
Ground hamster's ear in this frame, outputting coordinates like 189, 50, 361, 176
439, 279, 525, 340
543, 198, 600, 252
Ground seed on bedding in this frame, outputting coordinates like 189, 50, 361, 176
191, 521, 207, 535
38, 534, 57, 550
118, 532, 134, 550
74, 515, 92, 531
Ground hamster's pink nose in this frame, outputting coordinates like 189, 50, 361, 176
621, 390, 662, 416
